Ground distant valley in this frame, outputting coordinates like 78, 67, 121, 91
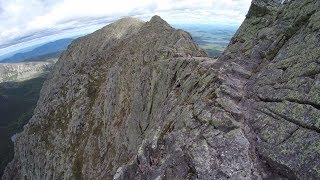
0, 60, 55, 176
174, 24, 237, 57
0, 77, 47, 175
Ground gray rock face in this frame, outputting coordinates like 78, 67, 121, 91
240, 0, 320, 179
224, 0, 320, 179
3, 1, 320, 179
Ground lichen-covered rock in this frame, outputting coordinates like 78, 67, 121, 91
3, 0, 320, 179
222, 0, 320, 179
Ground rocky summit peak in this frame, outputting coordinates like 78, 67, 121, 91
112, 16, 144, 26
147, 15, 171, 28
150, 15, 165, 23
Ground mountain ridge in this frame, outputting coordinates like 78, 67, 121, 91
3, 0, 320, 179
3, 15, 209, 179
0, 61, 56, 83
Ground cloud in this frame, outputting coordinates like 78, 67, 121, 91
0, 0, 252, 56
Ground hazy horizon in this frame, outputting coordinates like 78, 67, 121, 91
0, 0, 251, 56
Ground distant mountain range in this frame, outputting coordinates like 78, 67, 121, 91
174, 24, 237, 58
0, 25, 236, 64
0, 38, 74, 63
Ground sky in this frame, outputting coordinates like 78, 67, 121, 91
0, 0, 252, 56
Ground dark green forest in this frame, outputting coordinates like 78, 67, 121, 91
0, 77, 46, 176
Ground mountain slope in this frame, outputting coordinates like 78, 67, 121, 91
0, 77, 47, 177
0, 61, 55, 83
0, 38, 74, 63
3, 1, 320, 179
0, 61, 55, 176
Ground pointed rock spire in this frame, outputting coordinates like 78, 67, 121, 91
147, 15, 171, 29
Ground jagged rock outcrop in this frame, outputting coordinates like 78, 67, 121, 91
3, 0, 320, 179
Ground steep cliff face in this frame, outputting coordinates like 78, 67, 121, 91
224, 0, 320, 179
3, 0, 320, 179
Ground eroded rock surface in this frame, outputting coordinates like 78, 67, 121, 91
241, 0, 320, 179
3, 0, 320, 179
220, 0, 320, 179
